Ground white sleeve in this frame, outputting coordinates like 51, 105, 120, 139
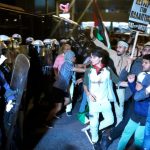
146, 86, 150, 94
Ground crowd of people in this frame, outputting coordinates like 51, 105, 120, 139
0, 28, 150, 150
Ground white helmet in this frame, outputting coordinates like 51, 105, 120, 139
26, 37, 34, 44
43, 39, 51, 45
32, 40, 44, 46
0, 35, 11, 41
12, 33, 22, 45
31, 40, 44, 54
12, 33, 22, 39
0, 35, 11, 51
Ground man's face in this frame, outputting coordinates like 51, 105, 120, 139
142, 46, 150, 56
90, 54, 101, 66
142, 59, 150, 72
63, 44, 71, 53
116, 45, 127, 56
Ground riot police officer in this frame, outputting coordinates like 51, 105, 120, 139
0, 55, 16, 149
0, 35, 12, 83
25, 40, 44, 112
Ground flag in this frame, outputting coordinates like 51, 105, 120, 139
77, 105, 89, 125
93, 12, 105, 41
93, 0, 111, 48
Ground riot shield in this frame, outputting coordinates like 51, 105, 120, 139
5, 54, 30, 150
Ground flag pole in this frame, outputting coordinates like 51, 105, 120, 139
127, 31, 139, 72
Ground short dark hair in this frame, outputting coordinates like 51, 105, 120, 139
91, 46, 109, 66
143, 54, 150, 61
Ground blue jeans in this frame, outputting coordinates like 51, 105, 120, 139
79, 91, 87, 113
143, 105, 150, 149
117, 119, 145, 150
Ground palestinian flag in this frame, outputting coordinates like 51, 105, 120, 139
93, 0, 111, 48
93, 12, 105, 42
77, 105, 89, 125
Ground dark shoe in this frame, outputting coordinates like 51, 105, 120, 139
66, 111, 72, 117
93, 141, 101, 150
100, 136, 112, 150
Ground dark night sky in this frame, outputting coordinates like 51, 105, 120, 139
0, 0, 16, 5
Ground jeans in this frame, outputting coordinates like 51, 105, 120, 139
79, 91, 87, 113
117, 119, 145, 150
143, 105, 150, 149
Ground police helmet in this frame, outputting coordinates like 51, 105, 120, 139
31, 40, 44, 54
0, 35, 11, 41
12, 33, 22, 44
26, 37, 34, 45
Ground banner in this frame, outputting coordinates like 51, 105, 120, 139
128, 0, 150, 32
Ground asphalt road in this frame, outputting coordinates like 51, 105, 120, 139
28, 101, 120, 150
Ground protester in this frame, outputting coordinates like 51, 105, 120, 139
83, 47, 116, 150
46, 50, 85, 127
100, 41, 150, 149
53, 43, 74, 116
90, 27, 129, 126
117, 54, 150, 150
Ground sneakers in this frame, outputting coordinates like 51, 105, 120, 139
66, 111, 72, 117
93, 141, 101, 150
